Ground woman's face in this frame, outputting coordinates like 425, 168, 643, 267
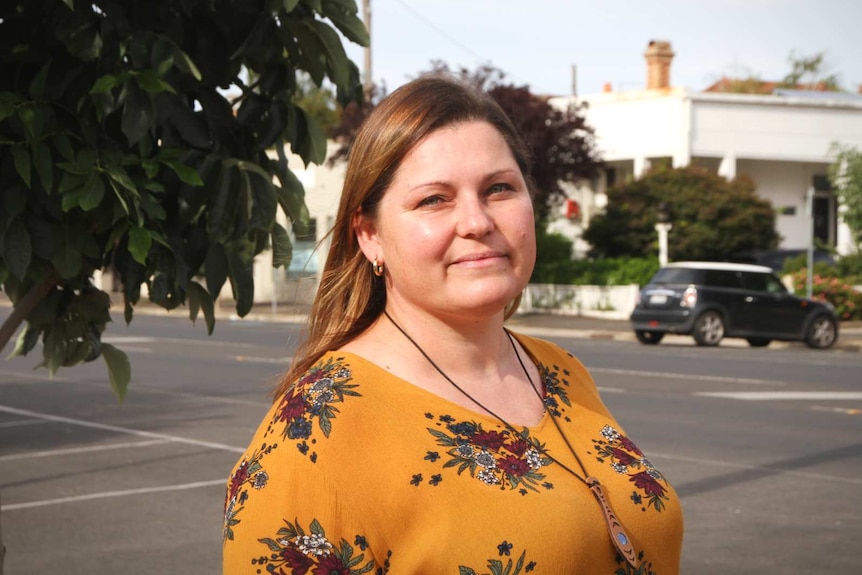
355, 120, 536, 322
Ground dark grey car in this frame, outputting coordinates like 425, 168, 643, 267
630, 261, 839, 348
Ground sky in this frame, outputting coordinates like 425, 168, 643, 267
343, 0, 862, 97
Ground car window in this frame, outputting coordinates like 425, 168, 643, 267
705, 269, 741, 288
764, 275, 788, 294
741, 272, 786, 293
651, 267, 700, 285
741, 272, 767, 291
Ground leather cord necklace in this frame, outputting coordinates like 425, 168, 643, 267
383, 310, 639, 568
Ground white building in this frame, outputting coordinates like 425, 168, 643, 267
245, 40, 862, 306
549, 40, 862, 258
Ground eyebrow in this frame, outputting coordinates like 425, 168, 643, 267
405, 169, 522, 194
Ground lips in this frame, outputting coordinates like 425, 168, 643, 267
450, 251, 507, 265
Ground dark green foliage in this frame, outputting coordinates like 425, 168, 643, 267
0, 0, 366, 397
828, 143, 862, 251
329, 64, 604, 223
583, 165, 780, 262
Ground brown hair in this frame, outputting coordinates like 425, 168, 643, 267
274, 75, 534, 397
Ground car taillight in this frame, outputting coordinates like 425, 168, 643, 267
681, 285, 697, 308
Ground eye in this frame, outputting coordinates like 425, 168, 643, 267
417, 194, 445, 207
487, 182, 515, 195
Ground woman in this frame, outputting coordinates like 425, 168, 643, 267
223, 76, 684, 574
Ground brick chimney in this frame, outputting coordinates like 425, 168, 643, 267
644, 40, 674, 90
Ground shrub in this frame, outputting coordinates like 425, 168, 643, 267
789, 270, 862, 321
531, 255, 659, 287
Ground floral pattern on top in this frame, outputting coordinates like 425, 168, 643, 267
425, 415, 553, 492
615, 550, 656, 575
270, 356, 359, 461
538, 362, 572, 419
224, 443, 275, 542
255, 519, 390, 574
459, 540, 536, 575
593, 424, 670, 513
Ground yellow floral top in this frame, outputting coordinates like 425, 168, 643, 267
223, 334, 684, 574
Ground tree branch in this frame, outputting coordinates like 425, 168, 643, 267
0, 271, 59, 355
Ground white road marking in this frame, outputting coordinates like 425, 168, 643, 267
0, 405, 245, 453
1, 479, 226, 511
0, 419, 48, 429
647, 451, 862, 486
696, 391, 862, 401
0, 439, 170, 462
811, 405, 862, 415
234, 355, 290, 364
591, 367, 778, 386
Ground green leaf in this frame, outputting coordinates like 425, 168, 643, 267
0, 92, 20, 123
52, 242, 82, 278
2, 219, 32, 279
162, 160, 203, 186
40, 324, 68, 378
247, 170, 277, 232
33, 141, 54, 193
283, 0, 301, 12
208, 162, 239, 242
226, 241, 255, 317
104, 163, 138, 194
187, 281, 215, 335
281, 24, 326, 86
164, 98, 210, 148
294, 106, 327, 165
80, 173, 106, 211
135, 69, 175, 94
28, 61, 50, 99
128, 227, 152, 265
121, 81, 153, 146
139, 191, 167, 220
11, 145, 31, 188
205, 243, 228, 300
271, 223, 292, 268
322, 0, 369, 47
275, 166, 308, 223
63, 340, 91, 367
17, 105, 37, 142
53, 133, 74, 160
309, 20, 350, 89
102, 343, 131, 402
6, 325, 40, 360
172, 46, 202, 81
90, 74, 121, 94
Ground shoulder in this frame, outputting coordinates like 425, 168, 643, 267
507, 332, 584, 369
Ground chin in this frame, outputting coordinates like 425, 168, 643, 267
443, 283, 524, 316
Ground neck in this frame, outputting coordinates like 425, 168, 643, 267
381, 303, 510, 375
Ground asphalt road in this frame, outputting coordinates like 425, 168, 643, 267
1, 310, 861, 574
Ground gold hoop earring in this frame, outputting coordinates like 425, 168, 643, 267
372, 259, 384, 277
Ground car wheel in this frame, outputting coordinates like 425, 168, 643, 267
693, 311, 724, 346
746, 338, 771, 347
635, 330, 665, 345
805, 315, 837, 349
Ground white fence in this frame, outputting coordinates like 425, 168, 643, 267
518, 283, 640, 320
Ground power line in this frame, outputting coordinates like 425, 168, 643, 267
392, 0, 488, 63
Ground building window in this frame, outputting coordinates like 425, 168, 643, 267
811, 175, 836, 247
287, 218, 319, 279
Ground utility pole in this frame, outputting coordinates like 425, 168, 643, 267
362, 0, 372, 97
806, 186, 814, 300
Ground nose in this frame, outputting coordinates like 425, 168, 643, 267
455, 194, 495, 237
